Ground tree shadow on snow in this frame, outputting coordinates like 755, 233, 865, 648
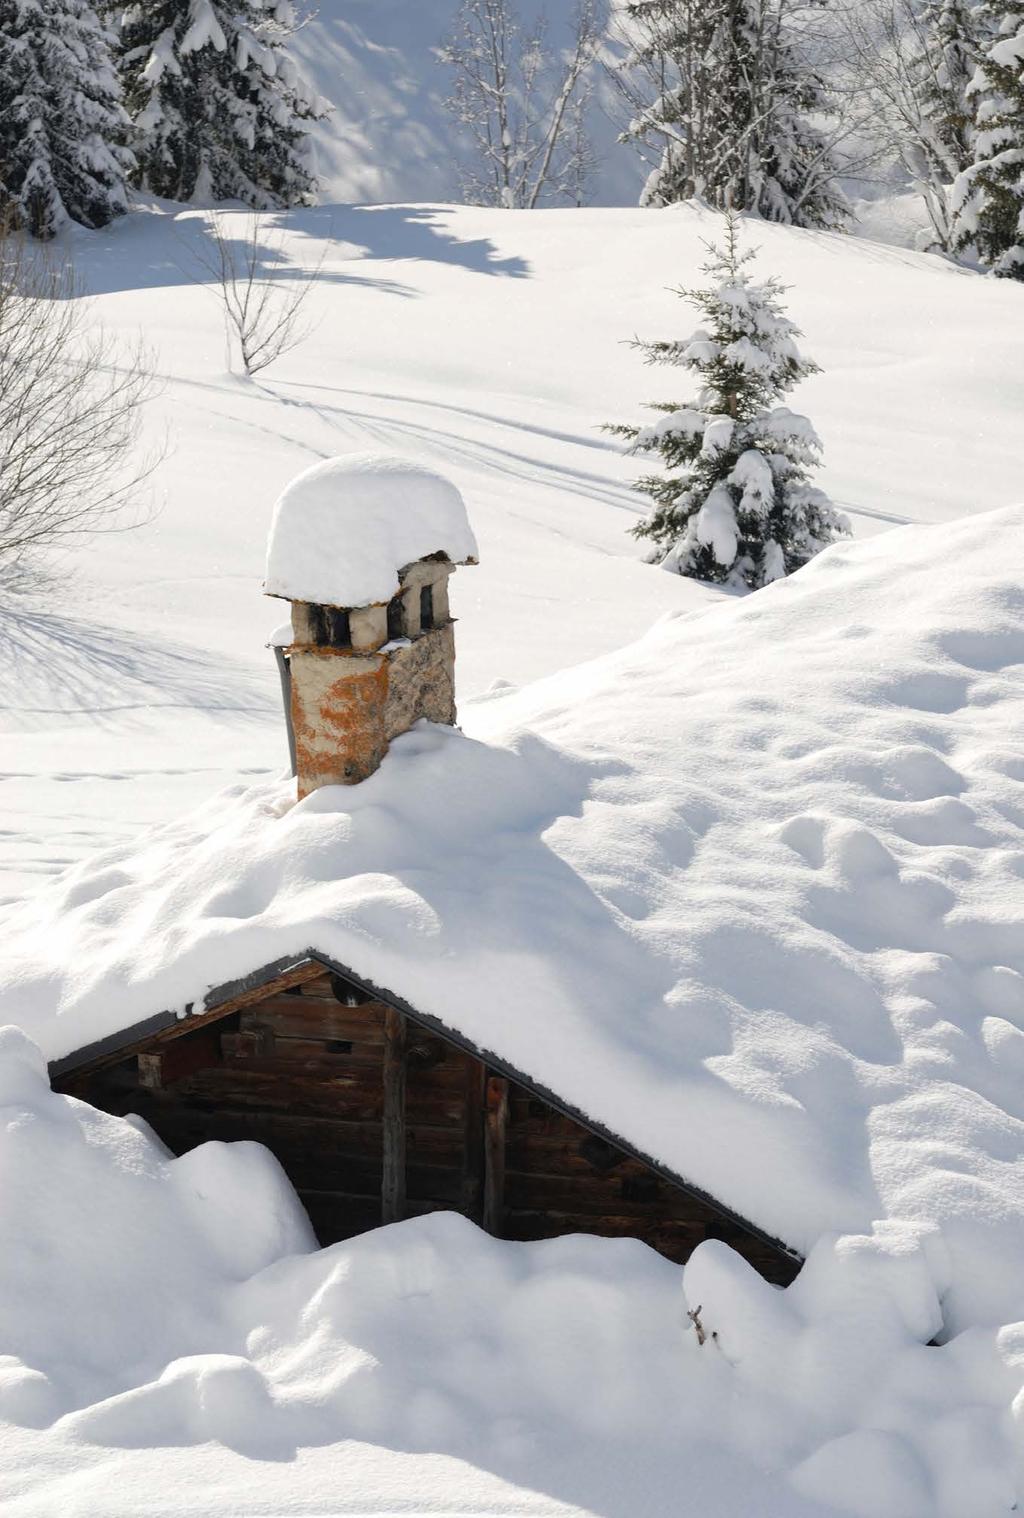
74, 202, 529, 299
0, 603, 278, 734
310, 204, 530, 278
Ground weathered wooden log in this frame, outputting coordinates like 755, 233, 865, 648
137, 1027, 223, 1090
462, 1059, 486, 1221
382, 1007, 407, 1223
483, 1074, 509, 1236
240, 997, 387, 1042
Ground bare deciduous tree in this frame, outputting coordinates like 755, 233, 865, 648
189, 211, 327, 377
836, 0, 983, 251
0, 221, 156, 571
440, 0, 604, 209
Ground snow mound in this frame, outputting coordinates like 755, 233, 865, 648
2, 1049, 1023, 1515
0, 1051, 676, 1437
3, 507, 1024, 1342
0, 1024, 315, 1420
264, 453, 479, 608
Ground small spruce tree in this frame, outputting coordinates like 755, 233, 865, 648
117, 0, 324, 207
0, 0, 132, 238
952, 0, 1024, 277
609, 215, 848, 590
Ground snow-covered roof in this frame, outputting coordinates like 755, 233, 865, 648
263, 453, 479, 609
3, 507, 1024, 1337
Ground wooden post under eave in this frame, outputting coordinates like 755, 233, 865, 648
382, 1007, 407, 1223
483, 1074, 509, 1237
462, 1059, 486, 1221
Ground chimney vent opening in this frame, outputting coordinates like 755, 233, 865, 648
420, 583, 434, 631
309, 604, 352, 648
387, 595, 406, 642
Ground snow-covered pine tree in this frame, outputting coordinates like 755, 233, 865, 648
116, 0, 324, 207
609, 215, 848, 590
618, 0, 848, 229
917, 0, 982, 179
900, 0, 985, 250
952, 0, 1024, 276
0, 0, 132, 238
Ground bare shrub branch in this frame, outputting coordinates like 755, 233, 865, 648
0, 221, 158, 570
188, 211, 327, 376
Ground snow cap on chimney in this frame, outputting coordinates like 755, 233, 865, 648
265, 453, 478, 609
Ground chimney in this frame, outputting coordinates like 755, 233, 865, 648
264, 454, 478, 797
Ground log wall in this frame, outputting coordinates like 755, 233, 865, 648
56, 971, 797, 1285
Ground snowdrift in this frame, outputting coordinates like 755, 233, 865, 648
0, 1020, 1022, 1516
3, 507, 1024, 1338
3, 507, 1024, 1514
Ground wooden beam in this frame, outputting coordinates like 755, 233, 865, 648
483, 1074, 509, 1237
382, 1007, 407, 1224
137, 1026, 223, 1090
52, 961, 323, 1086
462, 1059, 486, 1221
200, 960, 323, 1018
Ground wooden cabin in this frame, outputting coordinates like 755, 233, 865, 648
52, 951, 799, 1285
50, 464, 800, 1286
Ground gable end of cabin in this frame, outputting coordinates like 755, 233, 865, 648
51, 955, 800, 1286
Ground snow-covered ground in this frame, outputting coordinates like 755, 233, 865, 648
2, 197, 1024, 1518
4, 505, 1024, 1518
1, 199, 1021, 901
0, 1028, 842, 1517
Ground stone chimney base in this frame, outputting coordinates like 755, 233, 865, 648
290, 623, 456, 796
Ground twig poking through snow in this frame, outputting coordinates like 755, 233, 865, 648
687, 1304, 708, 1347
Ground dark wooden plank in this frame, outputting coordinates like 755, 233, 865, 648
293, 972, 341, 1000
382, 1007, 407, 1224
462, 1058, 486, 1222
220, 1029, 273, 1061
300, 1192, 382, 1246
503, 1171, 670, 1219
241, 998, 387, 1042
169, 1067, 386, 1121
506, 1132, 637, 1177
220, 1045, 386, 1076
407, 1035, 449, 1072
483, 1074, 509, 1237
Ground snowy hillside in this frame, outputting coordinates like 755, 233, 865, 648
0, 202, 1020, 901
